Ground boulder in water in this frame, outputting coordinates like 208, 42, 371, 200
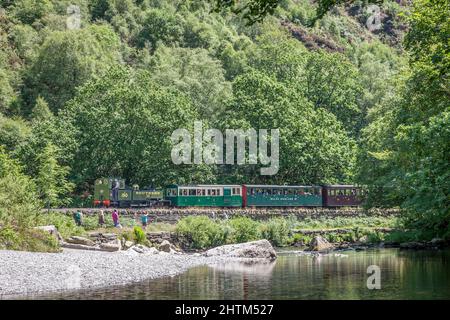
307, 236, 334, 252
204, 240, 277, 260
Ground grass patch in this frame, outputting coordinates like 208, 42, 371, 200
0, 226, 60, 252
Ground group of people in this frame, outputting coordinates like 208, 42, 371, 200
72, 209, 150, 229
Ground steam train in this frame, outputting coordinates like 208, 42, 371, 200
93, 178, 365, 208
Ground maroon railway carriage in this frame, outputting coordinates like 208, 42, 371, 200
322, 185, 364, 207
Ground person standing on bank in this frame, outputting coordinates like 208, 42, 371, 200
112, 209, 120, 228
98, 210, 105, 227
141, 211, 149, 229
112, 179, 120, 204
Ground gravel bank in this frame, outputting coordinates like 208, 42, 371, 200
0, 249, 229, 299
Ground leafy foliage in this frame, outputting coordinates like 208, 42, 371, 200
59, 65, 215, 187
0, 0, 446, 244
133, 226, 147, 244
0, 147, 40, 229
176, 215, 227, 249
357, 0, 450, 239
228, 216, 260, 243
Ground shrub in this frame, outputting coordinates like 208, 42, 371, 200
367, 231, 385, 243
176, 216, 227, 249
385, 230, 420, 243
0, 226, 59, 252
133, 226, 147, 244
260, 218, 290, 246
228, 216, 260, 243
37, 212, 84, 238
0, 148, 41, 229
288, 233, 312, 246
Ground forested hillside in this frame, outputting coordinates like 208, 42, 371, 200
0, 1, 448, 239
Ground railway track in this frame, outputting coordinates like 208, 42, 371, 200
42, 207, 400, 215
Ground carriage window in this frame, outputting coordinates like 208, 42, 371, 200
188, 189, 195, 196
217, 189, 221, 196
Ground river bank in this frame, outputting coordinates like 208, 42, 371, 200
0, 240, 276, 298
5, 247, 450, 300
0, 249, 208, 298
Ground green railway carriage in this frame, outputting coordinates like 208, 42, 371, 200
165, 184, 243, 207
243, 185, 323, 207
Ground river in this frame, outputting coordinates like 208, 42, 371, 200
22, 248, 450, 299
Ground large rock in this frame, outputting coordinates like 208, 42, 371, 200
124, 241, 134, 249
35, 225, 63, 242
102, 233, 118, 241
61, 242, 102, 251
66, 236, 95, 247
307, 236, 334, 252
430, 238, 445, 247
400, 242, 426, 249
99, 239, 122, 252
204, 240, 277, 260
148, 247, 160, 255
128, 244, 161, 254
158, 240, 172, 252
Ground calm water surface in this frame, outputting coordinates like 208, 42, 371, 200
26, 248, 450, 300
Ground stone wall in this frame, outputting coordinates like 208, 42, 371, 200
50, 207, 400, 224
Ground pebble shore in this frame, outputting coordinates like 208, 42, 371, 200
0, 249, 227, 299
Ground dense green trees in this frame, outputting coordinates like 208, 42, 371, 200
21, 25, 122, 114
146, 46, 232, 120
0, 0, 447, 241
221, 70, 355, 184
357, 0, 449, 239
59, 65, 215, 187
0, 147, 40, 229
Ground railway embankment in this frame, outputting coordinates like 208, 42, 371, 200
47, 207, 400, 223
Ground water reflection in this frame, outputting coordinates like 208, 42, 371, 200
16, 248, 450, 300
